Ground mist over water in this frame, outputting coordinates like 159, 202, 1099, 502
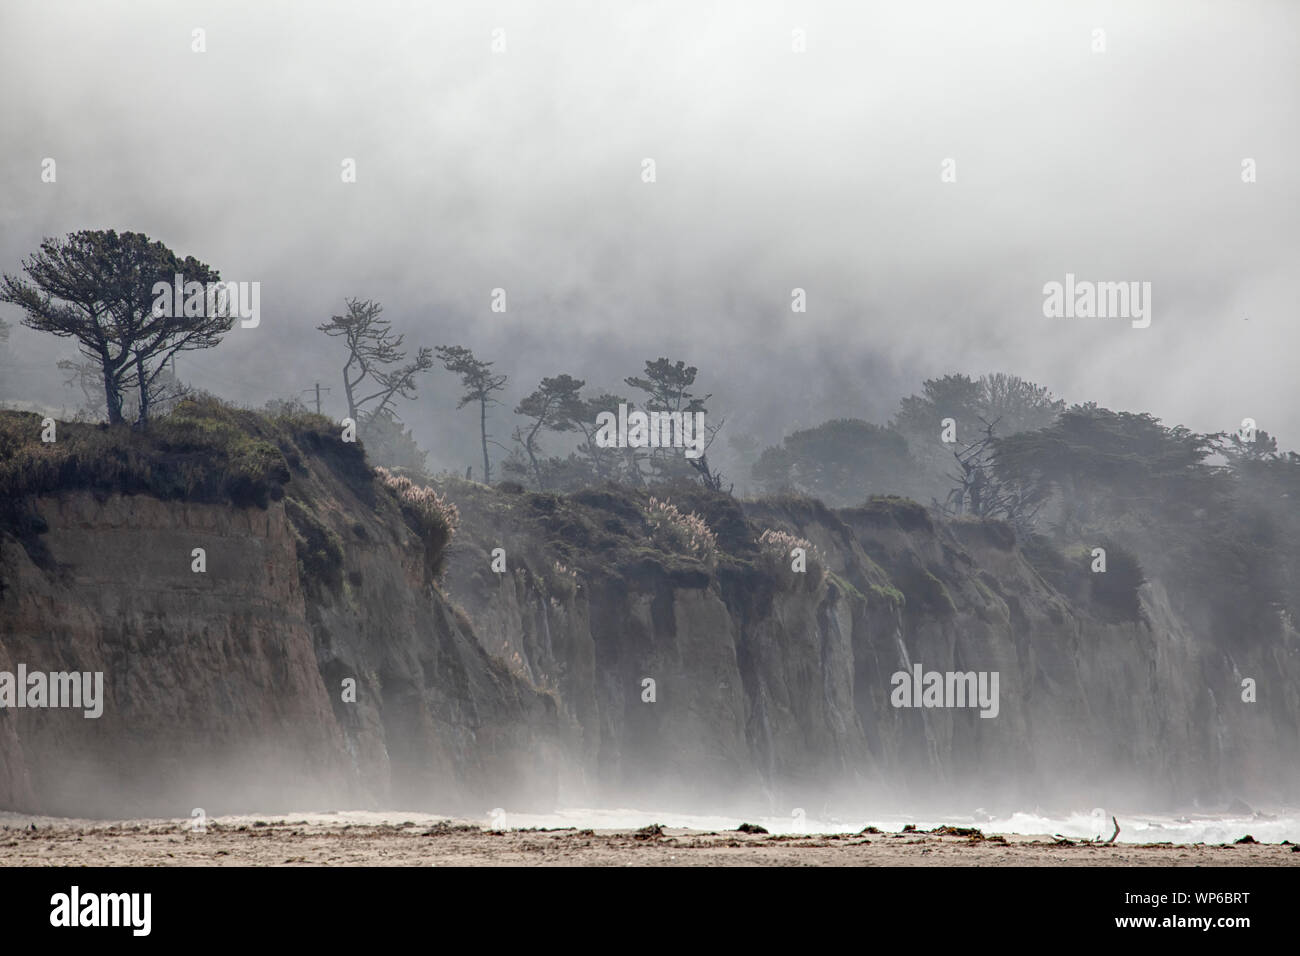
10, 806, 1293, 847
458, 807, 1300, 845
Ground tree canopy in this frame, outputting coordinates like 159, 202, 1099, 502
1, 230, 227, 425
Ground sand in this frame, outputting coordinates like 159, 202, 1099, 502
2, 816, 1298, 866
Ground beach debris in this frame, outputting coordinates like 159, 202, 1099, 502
901, 824, 917, 832
1234, 834, 1257, 844
735, 822, 769, 834
1054, 817, 1119, 846
857, 825, 882, 835
633, 823, 664, 840
929, 825, 985, 839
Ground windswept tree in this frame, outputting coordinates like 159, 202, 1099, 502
318, 298, 433, 428
626, 358, 710, 418
512, 373, 585, 489
1, 230, 227, 425
625, 357, 726, 487
572, 391, 636, 484
435, 345, 508, 483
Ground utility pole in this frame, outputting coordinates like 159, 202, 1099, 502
301, 383, 330, 415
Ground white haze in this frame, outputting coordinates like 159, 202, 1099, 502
0, 0, 1297, 473
7, 807, 1296, 846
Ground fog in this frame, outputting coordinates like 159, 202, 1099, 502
2, 2, 1298, 834
1, 0, 1296, 478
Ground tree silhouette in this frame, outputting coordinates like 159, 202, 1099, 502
318, 297, 433, 427
512, 374, 585, 490
625, 357, 725, 486
753, 419, 912, 504
435, 345, 508, 483
1, 230, 227, 425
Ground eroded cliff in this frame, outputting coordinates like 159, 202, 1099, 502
2, 409, 1297, 818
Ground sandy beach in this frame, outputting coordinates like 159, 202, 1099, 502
3, 816, 1297, 866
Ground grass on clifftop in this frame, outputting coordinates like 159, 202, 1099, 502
0, 397, 366, 517
0, 398, 467, 592
435, 477, 736, 589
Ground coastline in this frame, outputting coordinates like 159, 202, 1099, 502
3, 816, 1297, 867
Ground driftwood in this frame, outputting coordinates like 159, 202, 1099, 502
1054, 817, 1120, 846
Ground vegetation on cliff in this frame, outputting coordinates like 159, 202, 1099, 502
0, 397, 302, 513
374, 466, 459, 578
5, 388, 1293, 645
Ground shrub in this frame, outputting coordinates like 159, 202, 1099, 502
375, 466, 459, 577
757, 527, 827, 587
644, 496, 717, 564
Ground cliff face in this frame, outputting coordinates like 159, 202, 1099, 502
0, 448, 577, 818
2, 450, 1297, 819
442, 488, 1300, 814
0, 492, 349, 816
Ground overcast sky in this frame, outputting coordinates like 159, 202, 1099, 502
1, 0, 1296, 475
